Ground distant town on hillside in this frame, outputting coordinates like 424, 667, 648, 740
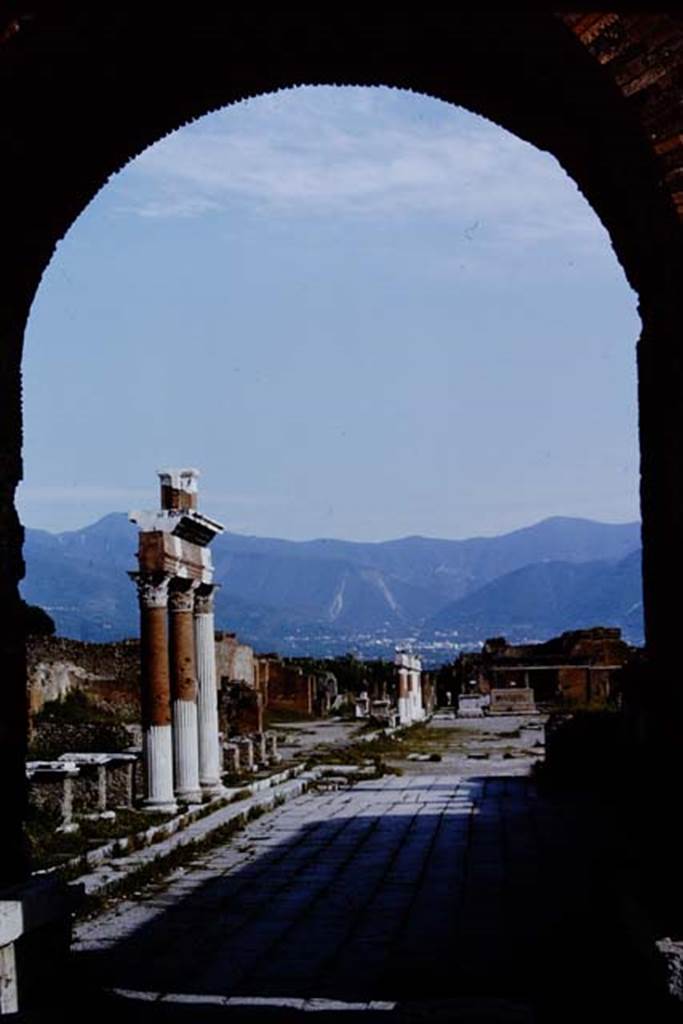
21, 514, 643, 663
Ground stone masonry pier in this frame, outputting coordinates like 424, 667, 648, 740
68, 718, 677, 1023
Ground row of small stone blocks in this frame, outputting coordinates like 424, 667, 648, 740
27, 731, 280, 829
27, 753, 137, 829
223, 731, 279, 773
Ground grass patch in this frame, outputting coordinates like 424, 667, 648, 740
27, 806, 174, 872
76, 792, 293, 920
78, 812, 251, 919
303, 722, 460, 775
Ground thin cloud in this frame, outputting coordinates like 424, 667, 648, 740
115, 87, 605, 250
18, 483, 291, 509
18, 484, 151, 503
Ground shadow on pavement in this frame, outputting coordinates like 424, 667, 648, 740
57, 775, 677, 1023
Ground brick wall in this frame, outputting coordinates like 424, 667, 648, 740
264, 660, 314, 715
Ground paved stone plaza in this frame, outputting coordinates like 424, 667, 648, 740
69, 719, 674, 1022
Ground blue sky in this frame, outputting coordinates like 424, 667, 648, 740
19, 87, 641, 541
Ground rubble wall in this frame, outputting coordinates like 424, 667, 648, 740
27, 636, 141, 717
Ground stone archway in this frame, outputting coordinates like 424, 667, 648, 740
2, 8, 682, 886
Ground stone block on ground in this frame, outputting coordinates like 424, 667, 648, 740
488, 688, 537, 716
457, 695, 486, 718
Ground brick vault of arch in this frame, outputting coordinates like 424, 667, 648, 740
1, 7, 683, 883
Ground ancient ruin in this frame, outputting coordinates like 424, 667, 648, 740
3, 10, 683, 1015
394, 649, 425, 725
129, 469, 224, 810
454, 628, 631, 710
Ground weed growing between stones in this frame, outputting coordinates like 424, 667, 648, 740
27, 806, 173, 871
76, 811, 254, 919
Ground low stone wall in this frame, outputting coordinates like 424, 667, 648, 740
28, 718, 133, 761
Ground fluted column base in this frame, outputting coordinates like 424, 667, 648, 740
173, 699, 202, 803
143, 724, 177, 813
194, 597, 222, 797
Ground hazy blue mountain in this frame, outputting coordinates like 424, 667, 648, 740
423, 549, 644, 645
20, 513, 643, 651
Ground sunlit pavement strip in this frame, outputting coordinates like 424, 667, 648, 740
110, 990, 396, 1010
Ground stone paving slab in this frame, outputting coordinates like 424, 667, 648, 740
63, 720, 678, 1023
72, 771, 319, 897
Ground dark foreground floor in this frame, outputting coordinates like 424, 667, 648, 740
48, 759, 678, 1024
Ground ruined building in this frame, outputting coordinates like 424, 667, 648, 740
3, 11, 683, 1015
394, 650, 425, 725
456, 628, 633, 706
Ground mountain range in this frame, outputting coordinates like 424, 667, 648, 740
21, 513, 644, 660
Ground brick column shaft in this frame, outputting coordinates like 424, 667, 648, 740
169, 582, 202, 803
133, 574, 177, 813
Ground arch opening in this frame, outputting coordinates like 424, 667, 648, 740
2, 11, 683, 928
20, 84, 642, 664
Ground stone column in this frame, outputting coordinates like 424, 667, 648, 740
411, 667, 424, 720
194, 583, 223, 798
398, 668, 411, 725
169, 580, 202, 804
132, 573, 177, 813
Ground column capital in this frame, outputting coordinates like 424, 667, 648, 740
169, 578, 200, 614
129, 572, 170, 609
194, 582, 219, 616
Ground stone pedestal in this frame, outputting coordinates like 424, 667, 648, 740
194, 584, 222, 797
489, 687, 537, 715
236, 736, 255, 772
251, 732, 267, 764
106, 754, 137, 808
132, 573, 177, 813
457, 694, 486, 718
223, 743, 240, 774
264, 731, 279, 762
169, 581, 202, 804
26, 763, 78, 830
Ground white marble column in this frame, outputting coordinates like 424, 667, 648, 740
194, 583, 223, 797
130, 572, 177, 813
398, 668, 412, 724
412, 668, 424, 720
169, 580, 202, 804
